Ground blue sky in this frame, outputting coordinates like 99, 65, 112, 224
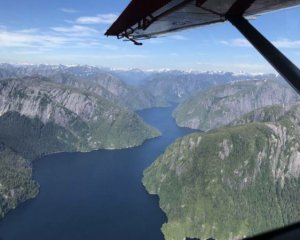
0, 0, 299, 73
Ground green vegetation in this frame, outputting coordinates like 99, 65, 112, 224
0, 112, 78, 160
229, 104, 288, 126
143, 107, 300, 240
0, 146, 39, 219
89, 109, 160, 149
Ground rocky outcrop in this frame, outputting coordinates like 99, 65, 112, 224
173, 80, 299, 131
0, 64, 167, 110
0, 76, 160, 153
64, 71, 168, 110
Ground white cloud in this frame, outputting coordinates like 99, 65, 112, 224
0, 25, 121, 55
101, 44, 119, 50
60, 8, 79, 13
76, 14, 117, 24
64, 20, 74, 24
220, 38, 300, 49
0, 30, 67, 48
51, 25, 99, 37
15, 49, 50, 55
147, 38, 165, 44
219, 38, 251, 47
17, 28, 40, 34
272, 39, 300, 48
0, 28, 104, 50
170, 35, 188, 40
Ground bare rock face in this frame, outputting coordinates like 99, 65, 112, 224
0, 64, 167, 110
0, 76, 160, 154
173, 80, 300, 131
0, 77, 93, 127
143, 71, 281, 103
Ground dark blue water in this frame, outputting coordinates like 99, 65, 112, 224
0, 107, 195, 240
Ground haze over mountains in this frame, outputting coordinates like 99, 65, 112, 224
0, 64, 168, 110
0, 63, 282, 105
143, 71, 282, 103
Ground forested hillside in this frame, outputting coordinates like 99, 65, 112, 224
144, 103, 300, 240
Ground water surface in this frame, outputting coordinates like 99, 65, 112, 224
0, 107, 196, 240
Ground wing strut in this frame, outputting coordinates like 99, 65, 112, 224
228, 15, 300, 93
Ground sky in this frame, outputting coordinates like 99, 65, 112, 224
0, 0, 299, 73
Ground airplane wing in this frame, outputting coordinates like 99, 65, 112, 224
105, 0, 300, 40
106, 0, 300, 93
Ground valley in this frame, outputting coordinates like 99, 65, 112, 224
0, 65, 164, 220
0, 63, 299, 240
0, 106, 195, 240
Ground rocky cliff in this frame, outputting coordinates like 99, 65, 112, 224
0, 64, 167, 110
0, 76, 160, 153
173, 80, 299, 131
144, 71, 281, 103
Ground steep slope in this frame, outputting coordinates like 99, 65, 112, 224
0, 64, 167, 110
173, 80, 299, 131
229, 104, 294, 126
109, 68, 153, 86
47, 71, 120, 105
0, 77, 160, 153
0, 145, 38, 219
143, 105, 300, 240
144, 71, 281, 103
66, 71, 168, 110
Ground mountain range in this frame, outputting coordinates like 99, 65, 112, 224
0, 63, 169, 110
1, 63, 298, 240
0, 63, 282, 106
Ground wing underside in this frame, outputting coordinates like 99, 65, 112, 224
105, 0, 300, 40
